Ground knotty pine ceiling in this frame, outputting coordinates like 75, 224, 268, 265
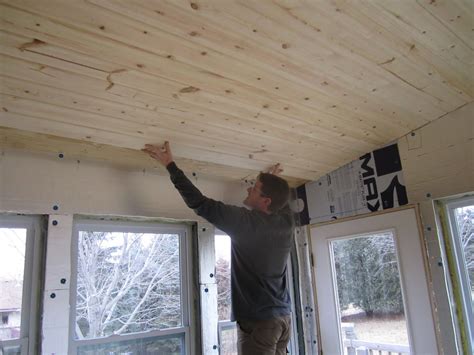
0, 0, 472, 186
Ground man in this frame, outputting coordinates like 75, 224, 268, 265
142, 142, 294, 355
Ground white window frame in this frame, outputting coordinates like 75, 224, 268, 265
0, 215, 44, 355
69, 219, 193, 354
445, 196, 474, 353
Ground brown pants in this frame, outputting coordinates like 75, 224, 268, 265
237, 315, 291, 355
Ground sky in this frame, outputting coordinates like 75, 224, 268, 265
0, 228, 26, 281
215, 234, 231, 261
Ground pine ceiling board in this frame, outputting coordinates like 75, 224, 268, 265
376, 0, 473, 65
157, 0, 439, 129
287, 1, 471, 107
2, 105, 323, 181
0, 32, 112, 82
0, 73, 356, 162
4, 0, 445, 150
0, 126, 307, 187
0, 90, 340, 177
0, 53, 367, 166
1, 0, 472, 183
415, 0, 473, 49
1, 3, 396, 150
0, 49, 371, 168
0, 108, 319, 181
109, 69, 393, 145
3, 1, 430, 142
0, 34, 386, 159
225, 0, 463, 114
0, 76, 345, 171
343, 0, 473, 97
0, 3, 398, 150
99, 0, 394, 106
105, 0, 443, 143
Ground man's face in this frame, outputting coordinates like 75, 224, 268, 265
243, 179, 270, 211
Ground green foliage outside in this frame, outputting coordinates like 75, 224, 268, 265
333, 233, 404, 317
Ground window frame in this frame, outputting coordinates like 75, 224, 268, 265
69, 219, 192, 353
445, 196, 474, 352
0, 214, 44, 355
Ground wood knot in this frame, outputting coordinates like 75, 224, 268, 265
179, 86, 200, 93
19, 38, 46, 51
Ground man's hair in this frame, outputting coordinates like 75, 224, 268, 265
258, 173, 290, 212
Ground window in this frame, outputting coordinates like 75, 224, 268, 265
331, 231, 410, 354
215, 233, 298, 354
215, 234, 235, 354
70, 220, 191, 354
445, 197, 474, 353
0, 215, 43, 355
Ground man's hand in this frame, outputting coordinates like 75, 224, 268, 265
267, 163, 283, 175
142, 141, 174, 167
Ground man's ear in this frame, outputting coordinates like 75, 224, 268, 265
262, 197, 272, 210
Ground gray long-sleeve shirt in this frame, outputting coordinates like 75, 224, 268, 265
167, 162, 294, 321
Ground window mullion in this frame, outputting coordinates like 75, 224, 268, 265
197, 222, 219, 354
42, 215, 74, 355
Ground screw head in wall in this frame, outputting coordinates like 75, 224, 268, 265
52, 220, 58, 226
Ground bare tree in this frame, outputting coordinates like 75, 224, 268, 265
215, 257, 231, 320
75, 231, 181, 339
456, 207, 474, 282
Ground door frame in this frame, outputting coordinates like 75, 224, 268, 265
308, 204, 438, 354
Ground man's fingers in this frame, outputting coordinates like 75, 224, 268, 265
267, 163, 283, 175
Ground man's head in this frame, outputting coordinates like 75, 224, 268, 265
243, 173, 290, 214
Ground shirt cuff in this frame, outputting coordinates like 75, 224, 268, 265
166, 161, 178, 174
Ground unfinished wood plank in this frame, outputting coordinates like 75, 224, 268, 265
1, 0, 471, 183
0, 126, 308, 186
0, 74, 355, 167
0, 2, 423, 137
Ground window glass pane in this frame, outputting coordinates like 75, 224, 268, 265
75, 231, 181, 339
215, 234, 231, 322
0, 228, 27, 341
1, 344, 21, 355
77, 333, 184, 355
219, 323, 238, 355
454, 205, 474, 315
331, 232, 411, 354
